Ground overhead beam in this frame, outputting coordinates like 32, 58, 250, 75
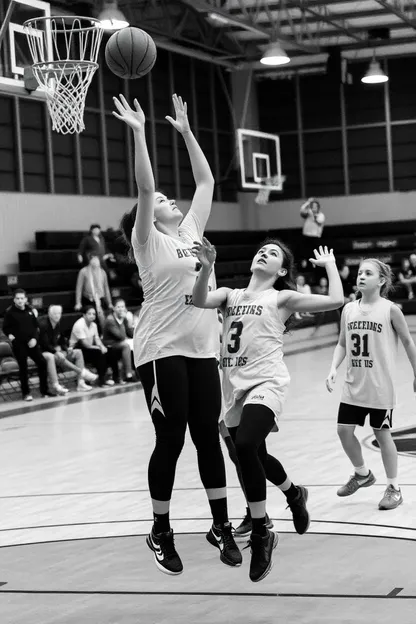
374, 0, 416, 28
290, 0, 368, 43
177, 0, 321, 53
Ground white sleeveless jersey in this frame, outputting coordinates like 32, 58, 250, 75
220, 288, 290, 419
131, 211, 219, 368
341, 298, 398, 409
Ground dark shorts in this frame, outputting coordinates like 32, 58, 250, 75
337, 402, 393, 430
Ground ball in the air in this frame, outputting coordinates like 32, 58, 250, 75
105, 27, 157, 79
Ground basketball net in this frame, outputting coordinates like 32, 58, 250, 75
254, 175, 283, 205
23, 16, 104, 134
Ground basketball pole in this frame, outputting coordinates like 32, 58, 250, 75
0, 0, 17, 48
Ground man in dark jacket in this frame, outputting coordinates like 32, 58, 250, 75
3, 289, 48, 401
38, 305, 97, 394
103, 299, 134, 383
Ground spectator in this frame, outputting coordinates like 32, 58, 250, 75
312, 277, 329, 334
103, 299, 135, 383
69, 305, 117, 387
3, 289, 48, 401
339, 263, 355, 302
296, 274, 312, 295
299, 197, 325, 268
77, 224, 115, 270
74, 253, 113, 329
38, 305, 98, 394
397, 256, 416, 300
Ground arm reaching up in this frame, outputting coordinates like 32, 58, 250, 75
113, 95, 155, 245
192, 238, 230, 309
166, 94, 214, 231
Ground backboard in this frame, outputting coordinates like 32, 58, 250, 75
236, 128, 284, 192
0, 0, 51, 98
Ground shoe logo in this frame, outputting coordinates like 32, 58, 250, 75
150, 536, 165, 561
213, 530, 224, 551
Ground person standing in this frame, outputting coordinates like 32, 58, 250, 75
114, 92, 241, 576
299, 197, 325, 269
3, 289, 48, 401
326, 259, 416, 510
74, 253, 113, 330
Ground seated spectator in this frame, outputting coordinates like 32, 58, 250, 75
69, 305, 117, 387
3, 289, 48, 401
103, 299, 135, 383
38, 305, 98, 394
77, 224, 115, 271
339, 263, 355, 302
312, 277, 329, 334
75, 253, 113, 329
296, 274, 312, 295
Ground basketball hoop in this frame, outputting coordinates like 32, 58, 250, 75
255, 175, 284, 205
23, 16, 104, 134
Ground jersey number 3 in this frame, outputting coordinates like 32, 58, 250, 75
227, 320, 243, 354
351, 333, 370, 357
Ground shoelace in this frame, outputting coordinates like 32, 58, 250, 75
221, 526, 238, 550
160, 532, 177, 559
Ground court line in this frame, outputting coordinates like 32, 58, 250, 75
3, 483, 416, 499
0, 588, 414, 599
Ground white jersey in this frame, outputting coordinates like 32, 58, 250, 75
131, 211, 219, 368
341, 298, 398, 409
220, 288, 290, 428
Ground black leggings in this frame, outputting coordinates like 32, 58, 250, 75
138, 356, 225, 501
228, 404, 288, 504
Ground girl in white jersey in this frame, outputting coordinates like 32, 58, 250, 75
326, 259, 416, 510
113, 93, 241, 576
193, 237, 344, 582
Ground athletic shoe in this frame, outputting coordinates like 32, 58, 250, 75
77, 379, 92, 392
53, 383, 69, 395
23, 394, 33, 402
81, 369, 98, 384
248, 529, 278, 583
378, 485, 403, 510
206, 522, 242, 566
286, 485, 310, 534
146, 528, 183, 575
337, 470, 376, 497
233, 508, 274, 540
101, 379, 115, 387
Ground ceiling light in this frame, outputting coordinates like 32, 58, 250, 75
98, 1, 129, 30
206, 12, 230, 26
260, 42, 290, 66
361, 59, 388, 84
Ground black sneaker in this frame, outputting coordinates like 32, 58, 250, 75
234, 508, 274, 540
206, 522, 242, 566
248, 529, 278, 583
286, 485, 310, 535
146, 528, 183, 575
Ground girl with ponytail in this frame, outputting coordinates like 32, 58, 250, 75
327, 258, 416, 512
193, 238, 343, 583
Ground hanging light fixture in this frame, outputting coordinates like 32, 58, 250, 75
361, 55, 388, 84
260, 41, 290, 66
98, 0, 129, 30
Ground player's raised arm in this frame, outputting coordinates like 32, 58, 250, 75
192, 238, 230, 309
166, 94, 215, 232
113, 95, 155, 245
282, 247, 344, 314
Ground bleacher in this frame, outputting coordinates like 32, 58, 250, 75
0, 220, 415, 400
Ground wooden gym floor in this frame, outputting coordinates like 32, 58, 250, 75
1, 322, 416, 624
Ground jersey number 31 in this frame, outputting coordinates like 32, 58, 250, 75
351, 333, 370, 357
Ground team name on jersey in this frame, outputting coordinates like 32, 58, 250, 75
225, 304, 263, 318
176, 247, 197, 259
347, 320, 382, 333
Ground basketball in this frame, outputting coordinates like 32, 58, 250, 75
105, 27, 157, 80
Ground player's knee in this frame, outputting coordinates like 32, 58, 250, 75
337, 424, 353, 440
234, 436, 257, 462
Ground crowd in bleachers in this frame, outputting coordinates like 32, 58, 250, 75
1, 215, 416, 403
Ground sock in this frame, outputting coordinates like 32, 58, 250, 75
251, 516, 268, 537
282, 483, 298, 503
354, 464, 369, 478
387, 478, 400, 490
153, 511, 170, 534
209, 497, 228, 527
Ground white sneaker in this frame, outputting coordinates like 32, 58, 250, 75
102, 379, 115, 387
81, 368, 98, 383
53, 383, 69, 395
23, 394, 33, 402
77, 379, 92, 392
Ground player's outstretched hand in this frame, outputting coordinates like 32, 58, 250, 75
326, 368, 337, 392
112, 95, 145, 131
192, 237, 216, 269
165, 94, 191, 135
310, 245, 335, 267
